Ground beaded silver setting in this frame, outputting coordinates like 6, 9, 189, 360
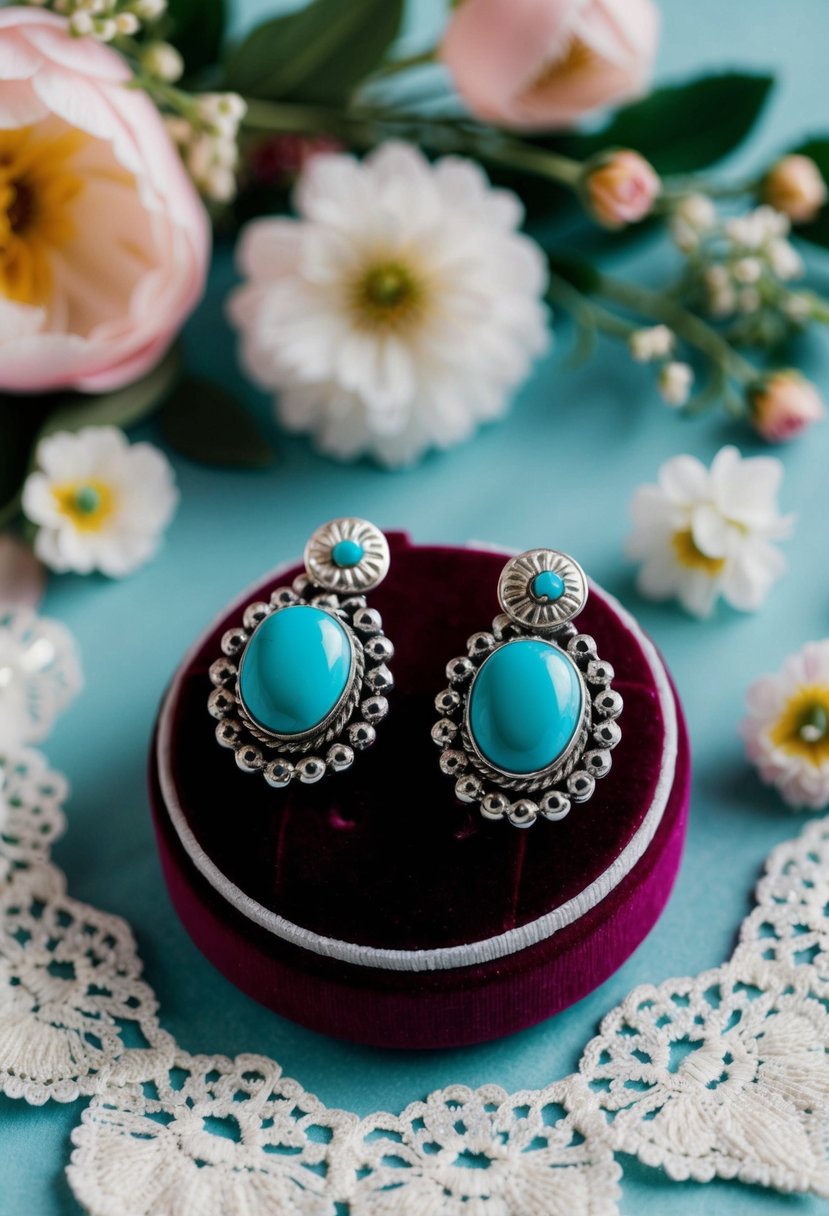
208, 518, 393, 787
432, 549, 623, 828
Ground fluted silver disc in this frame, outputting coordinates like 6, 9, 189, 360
304, 517, 390, 594
498, 549, 588, 631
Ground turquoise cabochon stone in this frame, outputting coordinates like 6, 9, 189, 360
468, 639, 583, 775
238, 605, 352, 736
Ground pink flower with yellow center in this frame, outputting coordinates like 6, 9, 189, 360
0, 7, 209, 394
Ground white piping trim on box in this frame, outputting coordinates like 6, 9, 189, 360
157, 546, 679, 974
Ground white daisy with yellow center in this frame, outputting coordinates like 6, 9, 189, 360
742, 640, 829, 810
21, 426, 178, 578
227, 141, 550, 468
626, 445, 792, 618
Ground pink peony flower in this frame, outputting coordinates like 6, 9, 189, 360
0, 8, 209, 394
762, 155, 827, 225
441, 0, 659, 131
584, 149, 660, 228
750, 371, 825, 443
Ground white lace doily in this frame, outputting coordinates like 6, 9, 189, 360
1, 737, 828, 1213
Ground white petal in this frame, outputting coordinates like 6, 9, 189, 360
658, 454, 710, 505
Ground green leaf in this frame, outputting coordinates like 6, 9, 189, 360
166, 0, 227, 75
786, 138, 829, 248
0, 396, 52, 529
558, 73, 774, 174
37, 344, 183, 442
224, 0, 405, 104
549, 255, 600, 296
160, 377, 275, 467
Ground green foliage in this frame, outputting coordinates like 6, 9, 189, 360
787, 138, 829, 248
558, 73, 774, 174
166, 0, 227, 75
224, 0, 405, 104
160, 377, 275, 467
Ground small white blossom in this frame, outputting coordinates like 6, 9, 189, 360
733, 256, 763, 284
68, 10, 94, 35
134, 0, 167, 17
741, 640, 829, 810
704, 264, 737, 317
228, 142, 550, 467
114, 11, 138, 34
627, 445, 792, 617
767, 237, 804, 281
658, 361, 693, 406
141, 40, 184, 82
670, 192, 716, 250
197, 93, 247, 138
21, 427, 178, 578
629, 324, 674, 362
676, 192, 716, 229
726, 206, 789, 248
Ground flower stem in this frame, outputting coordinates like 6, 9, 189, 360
240, 98, 584, 188
593, 273, 758, 384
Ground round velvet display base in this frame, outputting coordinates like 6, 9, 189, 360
150, 533, 690, 1049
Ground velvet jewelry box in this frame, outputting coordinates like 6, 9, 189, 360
149, 533, 690, 1049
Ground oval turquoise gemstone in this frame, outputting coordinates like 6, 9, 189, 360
238, 605, 352, 736
468, 639, 583, 775
332, 539, 364, 568
531, 570, 565, 603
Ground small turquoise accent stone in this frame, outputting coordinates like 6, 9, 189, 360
531, 570, 566, 603
468, 639, 583, 775
238, 605, 352, 736
331, 539, 364, 568
74, 485, 101, 515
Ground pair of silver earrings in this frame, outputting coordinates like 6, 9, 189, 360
208, 518, 623, 829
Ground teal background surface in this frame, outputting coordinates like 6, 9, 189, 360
3, 1, 829, 1213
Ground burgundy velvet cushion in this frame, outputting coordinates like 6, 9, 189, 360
150, 533, 690, 1048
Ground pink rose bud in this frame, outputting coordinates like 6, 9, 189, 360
0, 7, 209, 394
584, 149, 660, 229
750, 371, 825, 442
441, 0, 659, 131
762, 155, 827, 225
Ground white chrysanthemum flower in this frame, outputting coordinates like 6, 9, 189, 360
741, 640, 829, 810
227, 141, 550, 467
21, 426, 178, 577
627, 445, 792, 618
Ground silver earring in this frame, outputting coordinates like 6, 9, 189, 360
208, 518, 394, 787
432, 549, 623, 828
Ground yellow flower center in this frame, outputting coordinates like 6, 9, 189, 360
351, 260, 424, 332
0, 126, 87, 306
531, 36, 597, 92
671, 529, 726, 574
769, 687, 829, 765
52, 481, 115, 532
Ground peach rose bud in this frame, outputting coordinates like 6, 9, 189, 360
762, 155, 827, 225
584, 149, 660, 229
441, 0, 660, 131
750, 371, 825, 442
